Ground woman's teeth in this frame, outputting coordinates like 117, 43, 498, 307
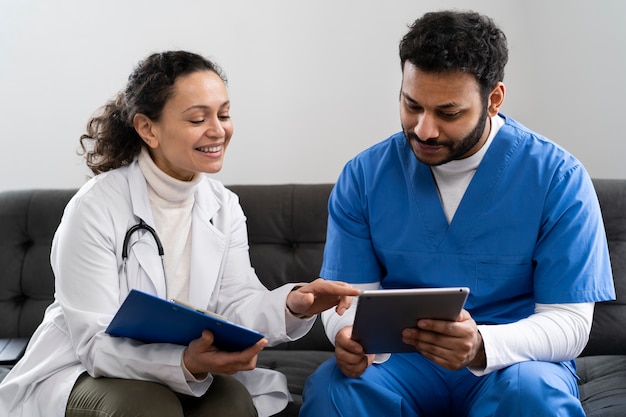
197, 145, 222, 153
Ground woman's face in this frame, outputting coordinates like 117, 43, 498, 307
140, 70, 233, 181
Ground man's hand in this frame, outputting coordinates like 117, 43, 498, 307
183, 329, 268, 378
401, 309, 486, 370
334, 326, 374, 378
286, 278, 360, 317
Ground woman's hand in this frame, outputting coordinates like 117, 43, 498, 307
183, 329, 268, 378
286, 278, 360, 318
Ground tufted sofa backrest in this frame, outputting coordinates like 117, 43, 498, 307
227, 184, 334, 350
0, 180, 624, 355
0, 184, 335, 350
580, 179, 626, 356
0, 189, 76, 338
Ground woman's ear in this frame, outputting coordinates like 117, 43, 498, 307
133, 113, 158, 148
487, 82, 506, 117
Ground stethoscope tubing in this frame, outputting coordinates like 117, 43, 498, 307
122, 219, 164, 259
121, 219, 167, 287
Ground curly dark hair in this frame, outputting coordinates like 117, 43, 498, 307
399, 10, 508, 101
79, 51, 227, 175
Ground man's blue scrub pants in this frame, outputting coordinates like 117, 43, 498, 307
300, 353, 584, 417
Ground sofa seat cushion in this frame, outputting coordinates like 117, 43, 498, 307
0, 367, 10, 383
257, 350, 333, 409
577, 355, 626, 416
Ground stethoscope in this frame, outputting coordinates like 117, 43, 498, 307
122, 219, 165, 277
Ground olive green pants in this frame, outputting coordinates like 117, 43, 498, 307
66, 372, 258, 417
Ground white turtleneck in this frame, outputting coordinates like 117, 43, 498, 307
431, 115, 503, 223
137, 147, 202, 303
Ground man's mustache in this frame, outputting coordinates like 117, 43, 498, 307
405, 131, 445, 147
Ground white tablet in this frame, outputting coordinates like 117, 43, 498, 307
351, 287, 470, 354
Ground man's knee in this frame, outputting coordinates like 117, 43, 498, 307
302, 359, 336, 403
302, 359, 411, 417
515, 361, 578, 397
492, 361, 584, 416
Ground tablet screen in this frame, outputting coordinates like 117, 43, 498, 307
351, 287, 469, 354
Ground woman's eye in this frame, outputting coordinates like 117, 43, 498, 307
190, 119, 205, 124
218, 114, 231, 121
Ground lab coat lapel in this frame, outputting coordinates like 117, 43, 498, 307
124, 237, 167, 297
188, 183, 227, 309
125, 162, 167, 297
128, 162, 153, 222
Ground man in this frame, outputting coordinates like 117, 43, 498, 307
300, 10, 615, 417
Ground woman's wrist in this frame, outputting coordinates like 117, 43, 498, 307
286, 285, 310, 318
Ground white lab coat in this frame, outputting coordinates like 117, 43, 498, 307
0, 161, 314, 417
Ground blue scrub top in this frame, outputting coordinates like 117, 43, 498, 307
321, 115, 615, 325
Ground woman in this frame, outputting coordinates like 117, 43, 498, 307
0, 51, 358, 417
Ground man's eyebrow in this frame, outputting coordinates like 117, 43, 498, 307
401, 91, 418, 104
400, 92, 460, 109
436, 102, 461, 109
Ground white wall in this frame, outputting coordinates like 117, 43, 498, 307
1, 0, 625, 192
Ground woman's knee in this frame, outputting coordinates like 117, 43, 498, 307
67, 373, 257, 417
66, 373, 183, 417
183, 374, 257, 417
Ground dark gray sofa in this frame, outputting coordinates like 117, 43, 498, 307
0, 180, 624, 416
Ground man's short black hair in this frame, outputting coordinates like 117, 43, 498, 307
400, 10, 508, 99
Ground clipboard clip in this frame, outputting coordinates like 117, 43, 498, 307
170, 299, 228, 321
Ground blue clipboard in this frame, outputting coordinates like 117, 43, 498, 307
106, 289, 265, 351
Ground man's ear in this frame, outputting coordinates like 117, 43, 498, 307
133, 113, 158, 148
487, 82, 506, 117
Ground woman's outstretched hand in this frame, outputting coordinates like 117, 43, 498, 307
286, 278, 360, 318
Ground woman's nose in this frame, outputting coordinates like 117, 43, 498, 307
205, 116, 226, 138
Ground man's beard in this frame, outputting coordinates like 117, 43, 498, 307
404, 106, 489, 166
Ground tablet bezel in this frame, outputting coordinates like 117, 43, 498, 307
351, 287, 470, 354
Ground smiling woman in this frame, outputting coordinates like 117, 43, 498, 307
0, 50, 360, 417
133, 70, 234, 180
78, 52, 231, 178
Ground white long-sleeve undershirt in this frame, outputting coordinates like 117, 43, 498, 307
473, 302, 593, 374
321, 284, 594, 372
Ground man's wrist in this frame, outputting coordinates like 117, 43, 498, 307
469, 331, 487, 369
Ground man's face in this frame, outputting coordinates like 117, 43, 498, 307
400, 62, 491, 166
